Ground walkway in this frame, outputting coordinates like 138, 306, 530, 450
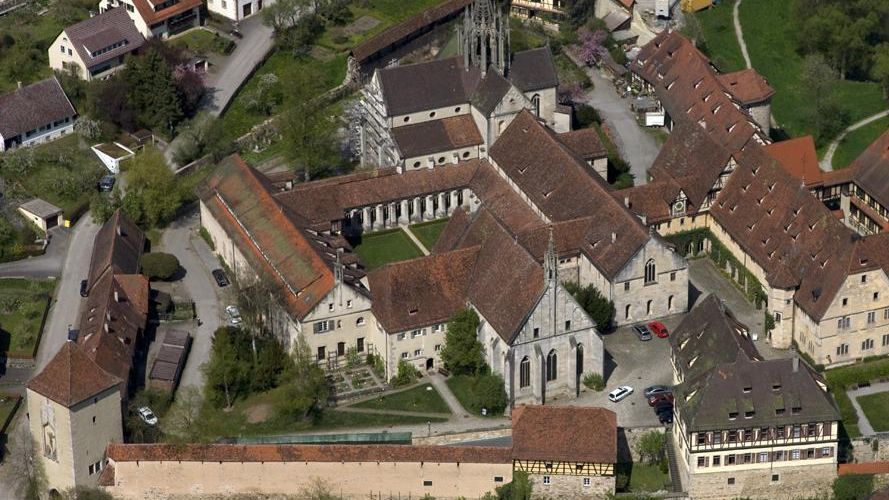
0, 226, 69, 278
820, 109, 889, 171
578, 62, 659, 185
205, 15, 275, 116
402, 226, 430, 255
732, 0, 752, 69
847, 381, 889, 437
427, 372, 470, 417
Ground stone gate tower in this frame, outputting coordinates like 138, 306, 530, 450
458, 0, 510, 75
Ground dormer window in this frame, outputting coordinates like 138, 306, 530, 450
743, 386, 752, 393
409, 308, 418, 315
744, 411, 755, 418
772, 383, 781, 391
791, 406, 801, 415
694, 78, 703, 89
728, 412, 738, 420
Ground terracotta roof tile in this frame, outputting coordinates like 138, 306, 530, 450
27, 342, 122, 407
87, 210, 144, 289
763, 136, 823, 188
377, 57, 481, 116
107, 443, 511, 464
508, 47, 559, 92
131, 0, 202, 26
511, 405, 617, 463
558, 128, 607, 161
199, 155, 335, 321
851, 128, 889, 209
717, 68, 775, 105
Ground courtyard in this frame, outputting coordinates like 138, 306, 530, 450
350, 228, 424, 270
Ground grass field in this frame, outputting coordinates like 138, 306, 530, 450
738, 0, 886, 147
317, 0, 445, 53
690, 1, 745, 73
410, 219, 449, 250
352, 384, 450, 414
445, 375, 504, 417
0, 279, 55, 356
170, 28, 234, 56
221, 51, 347, 142
857, 392, 889, 433
832, 117, 889, 170
351, 229, 423, 271
616, 462, 669, 493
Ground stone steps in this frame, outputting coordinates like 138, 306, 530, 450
665, 429, 684, 494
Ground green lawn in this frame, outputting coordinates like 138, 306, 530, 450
617, 462, 669, 493
352, 384, 450, 414
316, 0, 446, 53
738, 0, 886, 146
0, 2, 91, 93
220, 50, 347, 142
690, 1, 746, 73
0, 279, 55, 357
350, 229, 423, 271
857, 392, 889, 433
410, 219, 449, 250
4, 133, 107, 220
832, 117, 889, 170
445, 375, 504, 417
170, 28, 234, 56
824, 356, 889, 438
188, 385, 447, 442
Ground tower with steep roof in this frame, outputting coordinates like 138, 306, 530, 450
458, 0, 510, 76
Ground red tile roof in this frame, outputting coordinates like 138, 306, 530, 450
717, 68, 775, 105
511, 405, 617, 463
839, 462, 889, 475
763, 136, 823, 188
27, 342, 122, 407
391, 115, 484, 158
198, 155, 335, 320
558, 128, 608, 161
107, 443, 512, 464
87, 210, 144, 289
131, 0, 202, 26
851, 128, 889, 209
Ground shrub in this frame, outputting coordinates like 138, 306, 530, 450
574, 103, 601, 129
139, 252, 180, 280
494, 470, 532, 500
832, 474, 874, 500
441, 309, 485, 375
564, 281, 615, 331
393, 360, 420, 387
635, 430, 665, 465
583, 372, 605, 391
471, 373, 508, 415
199, 226, 215, 250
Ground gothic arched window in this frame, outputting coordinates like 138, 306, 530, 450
645, 259, 657, 284
520, 357, 530, 388
531, 94, 540, 116
546, 350, 558, 382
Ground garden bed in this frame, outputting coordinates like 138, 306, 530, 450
0, 278, 55, 357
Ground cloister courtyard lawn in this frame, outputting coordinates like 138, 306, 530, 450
350, 229, 423, 271
352, 383, 451, 414
410, 219, 449, 250
857, 392, 889, 433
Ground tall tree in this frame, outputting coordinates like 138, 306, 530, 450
279, 67, 338, 181
124, 48, 183, 133
872, 43, 889, 98
440, 309, 486, 376
122, 147, 185, 228
801, 54, 851, 142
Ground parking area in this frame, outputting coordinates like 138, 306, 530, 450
567, 314, 686, 428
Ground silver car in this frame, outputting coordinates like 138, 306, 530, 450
633, 324, 652, 341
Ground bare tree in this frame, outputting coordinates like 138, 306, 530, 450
161, 386, 204, 442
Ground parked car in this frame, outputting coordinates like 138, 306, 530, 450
648, 393, 675, 407
212, 269, 230, 287
648, 321, 669, 338
137, 406, 158, 426
633, 324, 652, 341
98, 175, 116, 192
654, 400, 673, 416
79, 279, 88, 297
643, 385, 671, 398
608, 385, 634, 403
225, 305, 242, 325
658, 411, 674, 424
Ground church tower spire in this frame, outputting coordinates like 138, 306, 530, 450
458, 0, 509, 76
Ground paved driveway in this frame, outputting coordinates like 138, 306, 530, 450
580, 66, 660, 185
205, 15, 274, 116
567, 315, 685, 428
162, 208, 225, 389
0, 226, 70, 278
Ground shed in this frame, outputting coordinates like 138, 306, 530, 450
148, 329, 191, 392
18, 198, 63, 231
91, 142, 135, 174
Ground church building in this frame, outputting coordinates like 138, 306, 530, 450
358, 0, 571, 170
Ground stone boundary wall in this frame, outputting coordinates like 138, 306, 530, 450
687, 463, 836, 500
619, 426, 665, 463
413, 428, 512, 446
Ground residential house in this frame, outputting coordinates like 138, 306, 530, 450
0, 77, 76, 152
670, 295, 840, 499
98, 0, 202, 39
49, 8, 145, 81
207, 0, 270, 21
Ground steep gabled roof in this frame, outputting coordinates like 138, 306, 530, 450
377, 57, 481, 116
62, 8, 144, 70
764, 136, 823, 188
558, 128, 608, 161
87, 210, 144, 288
27, 342, 122, 408
0, 78, 76, 139
717, 68, 775, 105
130, 0, 202, 26
851, 128, 889, 209
511, 405, 617, 463
490, 111, 650, 279
390, 114, 483, 158
508, 47, 559, 92
198, 155, 335, 320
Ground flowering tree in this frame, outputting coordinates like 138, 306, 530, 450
576, 27, 608, 66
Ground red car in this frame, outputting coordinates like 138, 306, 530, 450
648, 393, 674, 407
648, 321, 669, 338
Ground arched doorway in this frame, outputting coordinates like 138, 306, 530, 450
426, 358, 434, 370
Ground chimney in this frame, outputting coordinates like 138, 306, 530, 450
116, 225, 122, 236
611, 232, 617, 243
16, 81, 22, 89
624, 196, 630, 208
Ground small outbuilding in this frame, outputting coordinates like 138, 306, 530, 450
148, 329, 191, 392
18, 198, 63, 232
91, 142, 135, 174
